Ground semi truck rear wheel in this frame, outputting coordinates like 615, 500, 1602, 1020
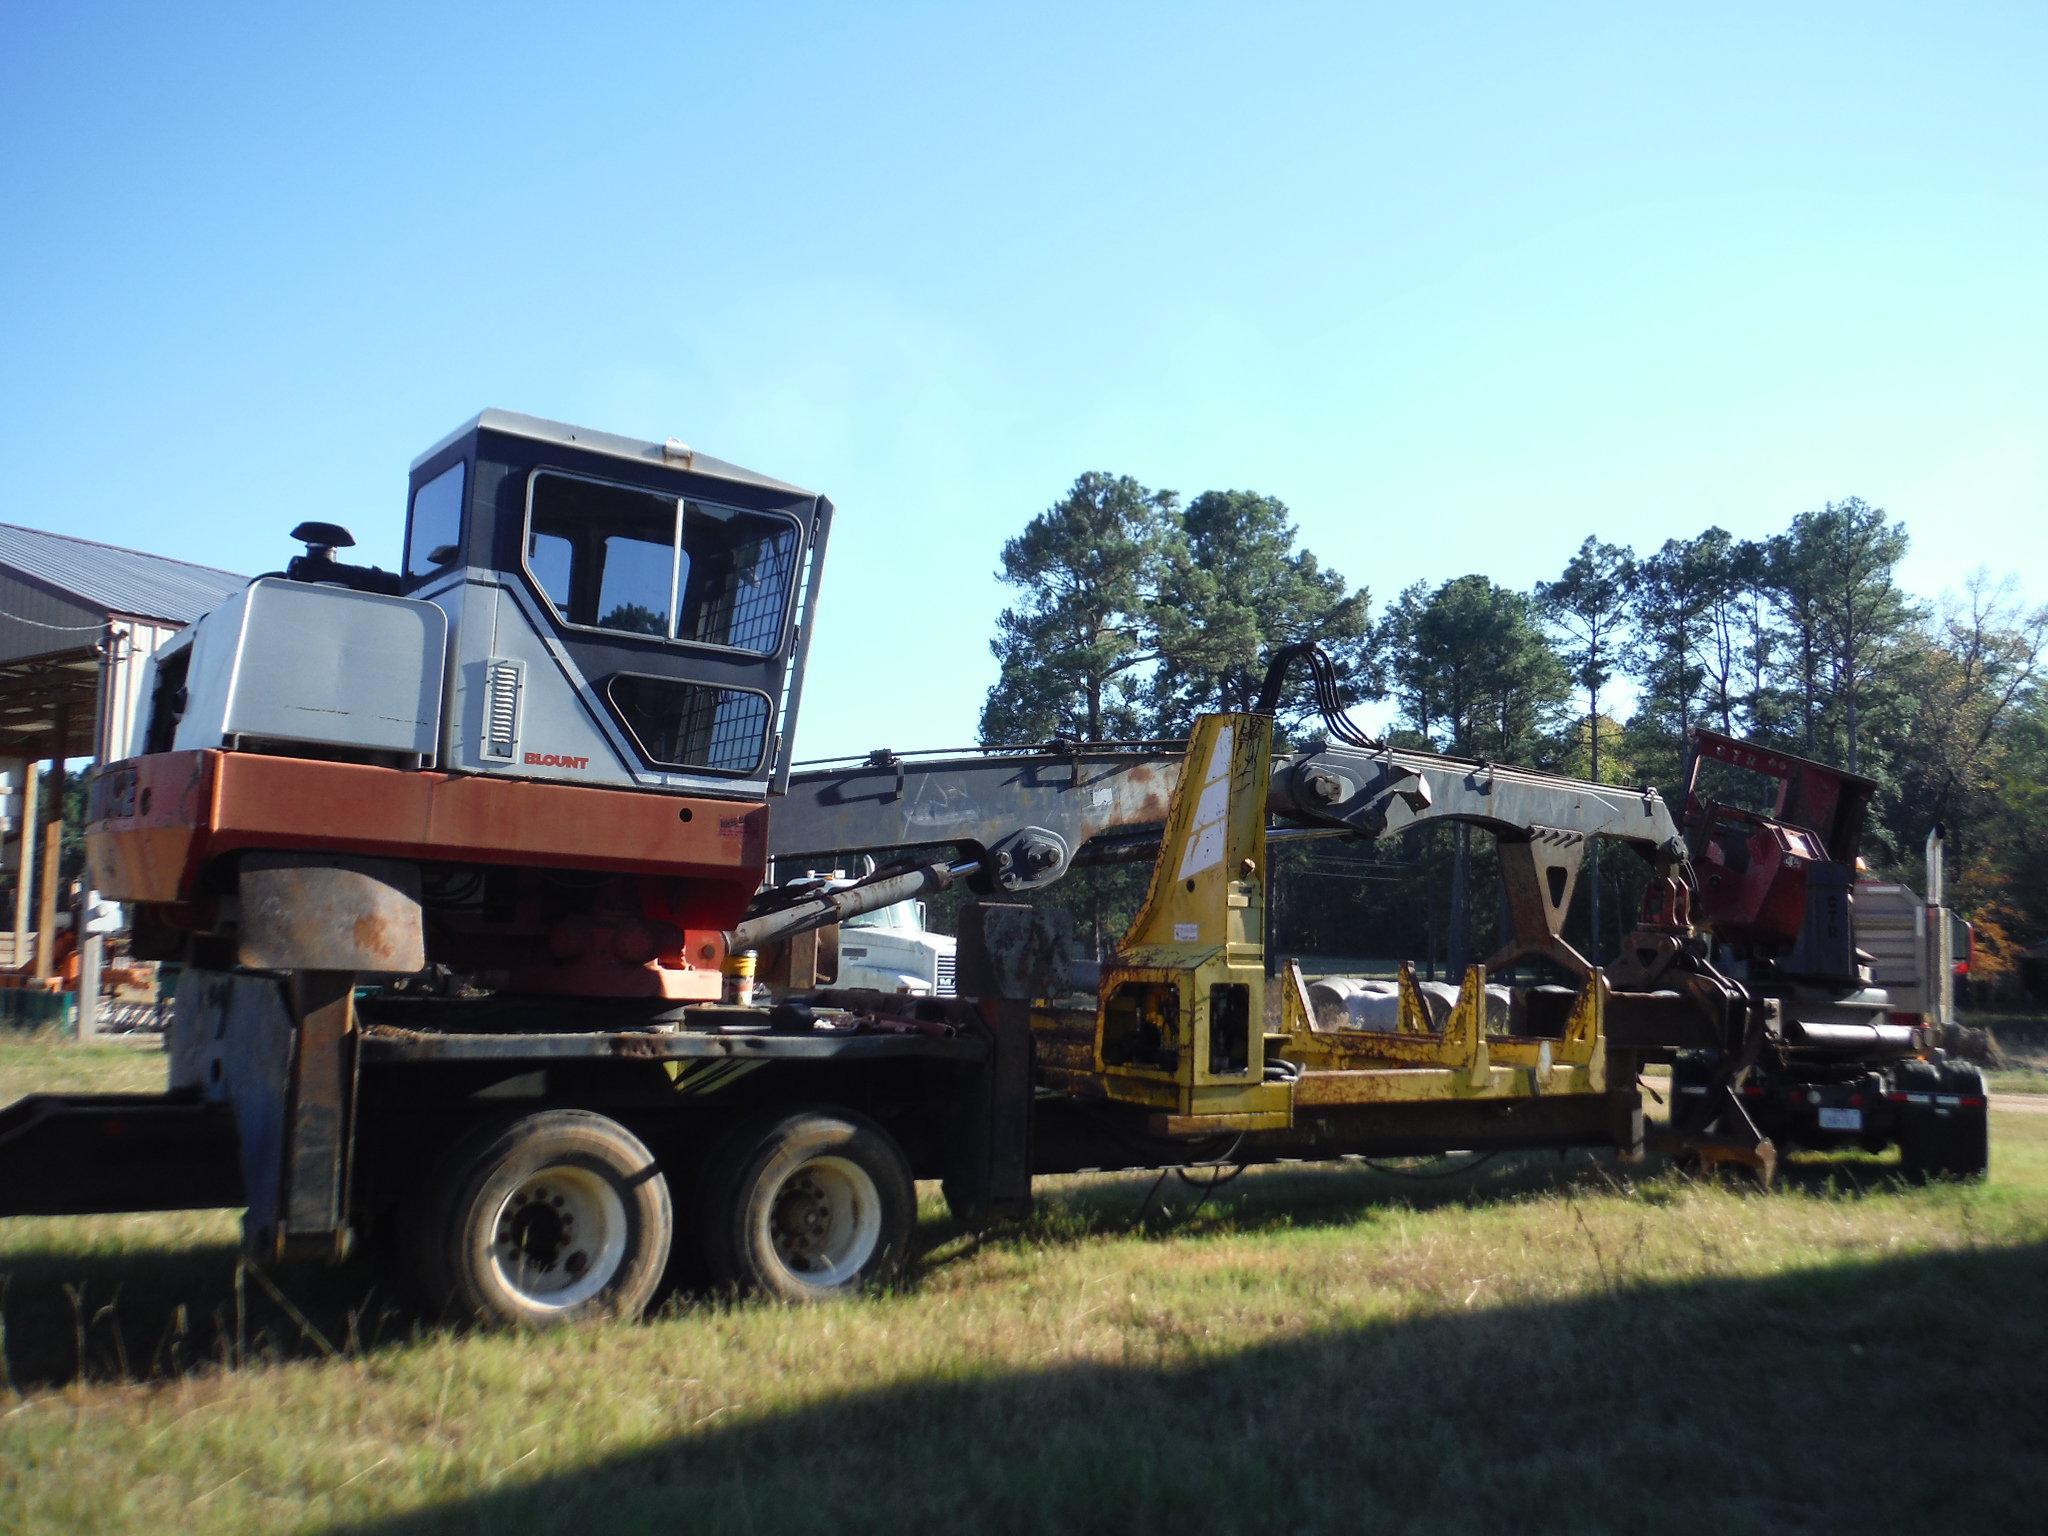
408, 1109, 674, 1327
1897, 1059, 1990, 1182
701, 1109, 913, 1301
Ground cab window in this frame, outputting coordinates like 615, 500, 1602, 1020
524, 470, 799, 652
405, 462, 466, 580
608, 674, 772, 774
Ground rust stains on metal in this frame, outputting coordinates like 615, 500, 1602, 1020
87, 748, 771, 908
84, 750, 217, 902
236, 853, 426, 974
351, 913, 399, 962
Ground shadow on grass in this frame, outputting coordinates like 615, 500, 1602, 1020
319, 1239, 2048, 1536
917, 1148, 1611, 1257
919, 1142, 1926, 1266
0, 1234, 428, 1390
1, 1143, 1939, 1390
0, 1160, 1560, 1390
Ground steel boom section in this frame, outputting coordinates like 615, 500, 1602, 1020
770, 739, 1685, 886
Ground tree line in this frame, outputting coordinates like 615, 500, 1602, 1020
981, 475, 2047, 981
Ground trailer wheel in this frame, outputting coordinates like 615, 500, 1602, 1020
701, 1109, 913, 1301
407, 1110, 673, 1327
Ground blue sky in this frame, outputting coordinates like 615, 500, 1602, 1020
4, 2, 2043, 759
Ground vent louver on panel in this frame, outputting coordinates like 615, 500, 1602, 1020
482, 658, 523, 761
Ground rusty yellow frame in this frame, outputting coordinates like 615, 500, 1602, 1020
1278, 961, 1607, 1106
1057, 710, 1613, 1129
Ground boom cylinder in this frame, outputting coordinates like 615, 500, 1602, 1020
728, 859, 979, 954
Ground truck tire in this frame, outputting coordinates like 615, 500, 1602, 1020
406, 1109, 674, 1327
1893, 1059, 1940, 1180
700, 1108, 914, 1301
1938, 1061, 1992, 1179
1896, 1060, 1990, 1182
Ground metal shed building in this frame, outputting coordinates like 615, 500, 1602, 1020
0, 523, 247, 763
0, 522, 245, 995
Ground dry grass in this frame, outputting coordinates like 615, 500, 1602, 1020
1975, 1011, 2048, 1095
3, 1034, 2045, 1534
0, 1028, 168, 1095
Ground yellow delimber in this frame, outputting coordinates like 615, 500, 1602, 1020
1082, 711, 1609, 1130
1092, 713, 1293, 1131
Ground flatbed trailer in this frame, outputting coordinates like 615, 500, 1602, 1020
0, 962, 1652, 1318
4, 710, 1747, 1323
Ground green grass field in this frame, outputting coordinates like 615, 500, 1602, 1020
3, 1030, 2046, 1535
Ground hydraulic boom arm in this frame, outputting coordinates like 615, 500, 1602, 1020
760, 736, 1690, 978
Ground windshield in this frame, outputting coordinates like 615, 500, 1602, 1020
846, 901, 916, 932
525, 470, 801, 653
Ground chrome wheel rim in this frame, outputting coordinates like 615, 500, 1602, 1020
488, 1165, 628, 1313
760, 1155, 882, 1289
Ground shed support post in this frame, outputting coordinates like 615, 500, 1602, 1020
78, 924, 101, 1041
9, 760, 34, 970
33, 711, 63, 984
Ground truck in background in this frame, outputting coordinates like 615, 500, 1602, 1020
1671, 733, 1988, 1178
769, 858, 957, 998
837, 898, 956, 998
1854, 864, 1973, 1027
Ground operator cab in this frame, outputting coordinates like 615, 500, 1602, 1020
132, 411, 831, 802
1681, 730, 1878, 981
401, 411, 832, 798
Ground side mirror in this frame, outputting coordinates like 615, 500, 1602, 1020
912, 900, 928, 931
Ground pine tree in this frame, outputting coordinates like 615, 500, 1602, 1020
1774, 498, 1918, 775
1148, 489, 1376, 741
1381, 575, 1569, 969
979, 472, 1179, 745
1537, 537, 1634, 958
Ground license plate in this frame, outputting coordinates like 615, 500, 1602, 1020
1818, 1107, 1863, 1131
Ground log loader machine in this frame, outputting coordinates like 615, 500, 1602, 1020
1670, 732, 1987, 1177
0, 411, 1985, 1327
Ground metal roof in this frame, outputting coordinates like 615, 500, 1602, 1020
411, 409, 816, 497
0, 522, 247, 626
